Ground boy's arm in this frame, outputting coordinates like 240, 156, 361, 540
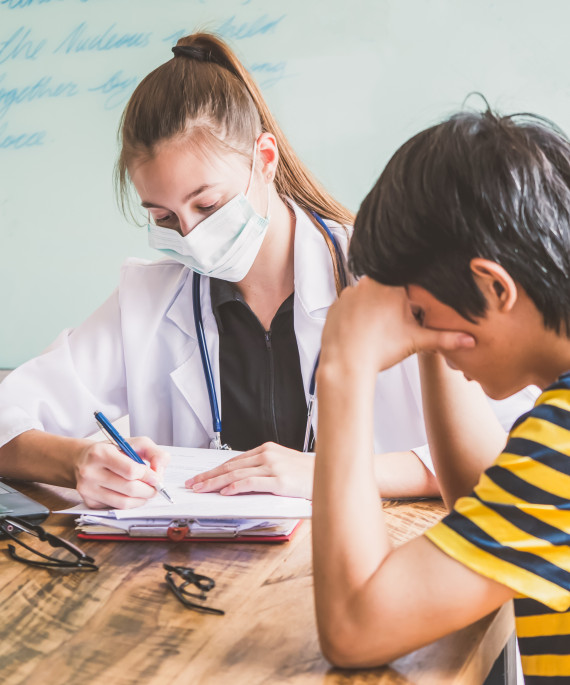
418, 353, 508, 508
312, 279, 514, 666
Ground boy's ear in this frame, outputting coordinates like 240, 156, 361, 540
470, 258, 518, 313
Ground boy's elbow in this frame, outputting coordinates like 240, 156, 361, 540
319, 635, 359, 669
318, 621, 390, 670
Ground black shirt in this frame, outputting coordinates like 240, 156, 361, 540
210, 278, 308, 452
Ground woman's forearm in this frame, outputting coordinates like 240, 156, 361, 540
373, 450, 440, 498
0, 429, 87, 487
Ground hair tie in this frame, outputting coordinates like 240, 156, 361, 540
172, 45, 210, 61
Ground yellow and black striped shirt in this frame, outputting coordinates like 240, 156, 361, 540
426, 374, 570, 684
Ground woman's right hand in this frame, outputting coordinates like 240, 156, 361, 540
74, 436, 170, 509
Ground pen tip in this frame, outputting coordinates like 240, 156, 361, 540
161, 489, 174, 504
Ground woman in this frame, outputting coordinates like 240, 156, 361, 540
0, 34, 534, 508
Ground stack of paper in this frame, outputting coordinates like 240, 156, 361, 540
58, 446, 312, 541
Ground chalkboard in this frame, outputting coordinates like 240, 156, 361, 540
2, 0, 569, 367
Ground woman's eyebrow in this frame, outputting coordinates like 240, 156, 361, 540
140, 183, 216, 209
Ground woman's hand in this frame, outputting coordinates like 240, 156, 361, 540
186, 442, 315, 500
74, 436, 170, 509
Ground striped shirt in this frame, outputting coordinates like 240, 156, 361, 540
426, 372, 570, 684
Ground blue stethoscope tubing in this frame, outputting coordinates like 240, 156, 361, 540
192, 211, 348, 451
192, 271, 224, 449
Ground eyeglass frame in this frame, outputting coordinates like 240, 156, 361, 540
0, 516, 98, 571
163, 563, 224, 615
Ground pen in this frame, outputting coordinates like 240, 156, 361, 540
93, 411, 174, 504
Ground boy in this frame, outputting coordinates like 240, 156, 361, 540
312, 108, 570, 684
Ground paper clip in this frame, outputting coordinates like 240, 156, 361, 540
167, 520, 190, 542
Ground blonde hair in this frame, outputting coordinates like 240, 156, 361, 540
116, 32, 353, 293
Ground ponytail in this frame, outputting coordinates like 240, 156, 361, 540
118, 32, 353, 295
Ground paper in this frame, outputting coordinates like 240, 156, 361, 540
58, 446, 312, 520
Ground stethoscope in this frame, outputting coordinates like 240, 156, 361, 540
192, 211, 348, 451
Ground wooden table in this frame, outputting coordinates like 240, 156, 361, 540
0, 483, 514, 685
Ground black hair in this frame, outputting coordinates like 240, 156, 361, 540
349, 107, 570, 334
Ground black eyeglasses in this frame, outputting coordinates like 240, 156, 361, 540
164, 563, 224, 615
0, 517, 98, 572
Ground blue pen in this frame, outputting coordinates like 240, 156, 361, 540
93, 411, 174, 504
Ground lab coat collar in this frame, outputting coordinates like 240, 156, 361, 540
167, 272, 221, 443
163, 266, 196, 340
291, 202, 339, 315
290, 201, 344, 420
163, 202, 340, 338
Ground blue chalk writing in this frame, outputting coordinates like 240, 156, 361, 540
0, 26, 46, 64
163, 30, 187, 46
89, 70, 138, 109
0, 73, 78, 118
250, 61, 288, 88
2, 0, 88, 7
54, 22, 151, 54
216, 14, 285, 40
163, 14, 285, 46
0, 122, 46, 149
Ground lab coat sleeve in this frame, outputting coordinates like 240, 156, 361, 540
409, 444, 435, 474
0, 289, 127, 448
408, 385, 540, 477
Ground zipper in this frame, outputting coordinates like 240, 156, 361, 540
264, 330, 279, 442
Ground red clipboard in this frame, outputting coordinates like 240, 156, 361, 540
77, 520, 302, 543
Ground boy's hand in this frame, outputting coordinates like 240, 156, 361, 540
319, 277, 475, 377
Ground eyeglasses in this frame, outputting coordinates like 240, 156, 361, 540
163, 563, 224, 615
0, 516, 98, 571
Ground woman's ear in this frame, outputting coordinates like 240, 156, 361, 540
470, 258, 518, 312
256, 132, 279, 183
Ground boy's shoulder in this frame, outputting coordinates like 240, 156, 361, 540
533, 371, 570, 410
508, 371, 570, 452
426, 370, 570, 619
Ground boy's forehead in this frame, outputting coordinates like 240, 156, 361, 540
405, 286, 460, 319
405, 284, 430, 302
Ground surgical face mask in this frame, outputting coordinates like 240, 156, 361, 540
147, 143, 271, 282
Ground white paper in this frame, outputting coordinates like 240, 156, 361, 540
58, 446, 312, 519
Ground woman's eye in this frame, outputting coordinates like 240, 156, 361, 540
196, 202, 218, 213
155, 214, 174, 226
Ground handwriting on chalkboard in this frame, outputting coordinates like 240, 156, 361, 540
0, 73, 78, 117
88, 71, 139, 110
0, 26, 45, 64
54, 22, 152, 54
1, 0, 88, 8
0, 122, 45, 148
0, 11, 290, 151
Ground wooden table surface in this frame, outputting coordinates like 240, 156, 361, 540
0, 483, 513, 685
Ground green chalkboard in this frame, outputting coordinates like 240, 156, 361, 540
1, 0, 568, 366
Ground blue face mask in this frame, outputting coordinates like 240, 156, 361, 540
147, 143, 271, 282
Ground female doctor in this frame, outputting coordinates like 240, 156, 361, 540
0, 34, 535, 509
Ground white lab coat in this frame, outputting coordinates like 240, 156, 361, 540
0, 203, 537, 471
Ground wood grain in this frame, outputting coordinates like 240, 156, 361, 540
0, 484, 513, 685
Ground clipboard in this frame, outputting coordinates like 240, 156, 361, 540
77, 520, 302, 543
61, 447, 312, 543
